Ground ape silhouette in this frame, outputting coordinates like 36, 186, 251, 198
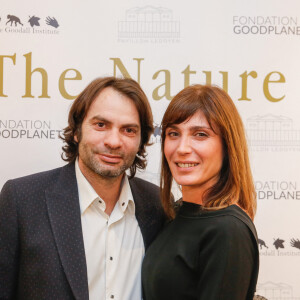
6, 15, 23, 26
258, 238, 268, 249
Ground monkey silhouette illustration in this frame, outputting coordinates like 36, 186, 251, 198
6, 15, 23, 26
258, 238, 268, 249
45, 16, 59, 28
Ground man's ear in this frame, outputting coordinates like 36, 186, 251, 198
74, 134, 78, 143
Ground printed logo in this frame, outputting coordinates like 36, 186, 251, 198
45, 17, 59, 28
246, 114, 300, 152
291, 238, 300, 250
255, 181, 300, 201
273, 238, 285, 250
233, 16, 300, 36
1, 14, 60, 35
256, 282, 300, 300
6, 14, 23, 26
118, 6, 180, 43
258, 238, 269, 250
0, 119, 62, 140
28, 16, 40, 27
259, 236, 300, 257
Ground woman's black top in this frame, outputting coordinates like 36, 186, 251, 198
142, 202, 259, 300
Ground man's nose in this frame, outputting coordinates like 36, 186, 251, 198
104, 129, 122, 149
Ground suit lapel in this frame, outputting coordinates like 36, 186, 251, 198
45, 163, 89, 300
130, 177, 161, 250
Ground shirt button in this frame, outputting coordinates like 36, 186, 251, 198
99, 200, 102, 203
110, 295, 114, 299
110, 256, 113, 261
122, 202, 125, 206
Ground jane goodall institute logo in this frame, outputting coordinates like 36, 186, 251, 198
0, 13, 60, 35
258, 236, 300, 257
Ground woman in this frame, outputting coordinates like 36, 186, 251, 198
142, 85, 259, 300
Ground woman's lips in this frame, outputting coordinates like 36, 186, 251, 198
176, 162, 199, 168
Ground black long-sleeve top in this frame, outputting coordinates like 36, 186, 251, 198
142, 202, 259, 300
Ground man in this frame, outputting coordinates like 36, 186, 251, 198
0, 77, 165, 300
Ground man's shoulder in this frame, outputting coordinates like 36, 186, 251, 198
129, 176, 160, 197
3, 163, 74, 192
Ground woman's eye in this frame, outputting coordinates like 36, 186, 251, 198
195, 132, 208, 137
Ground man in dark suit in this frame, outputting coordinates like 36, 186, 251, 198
0, 77, 165, 300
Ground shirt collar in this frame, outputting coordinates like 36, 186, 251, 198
118, 175, 135, 214
75, 159, 135, 215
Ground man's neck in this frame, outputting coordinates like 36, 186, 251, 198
78, 161, 124, 216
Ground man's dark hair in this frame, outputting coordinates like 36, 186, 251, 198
61, 77, 154, 178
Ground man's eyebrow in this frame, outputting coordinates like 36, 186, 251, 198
89, 116, 111, 124
89, 116, 140, 128
123, 124, 140, 128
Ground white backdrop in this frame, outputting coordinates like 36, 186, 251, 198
1, 0, 300, 298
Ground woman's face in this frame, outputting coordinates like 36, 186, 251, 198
164, 110, 224, 194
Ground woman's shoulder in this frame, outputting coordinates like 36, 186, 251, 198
205, 205, 258, 243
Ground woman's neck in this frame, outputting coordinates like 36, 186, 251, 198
181, 185, 205, 205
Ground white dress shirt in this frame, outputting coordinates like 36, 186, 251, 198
75, 160, 145, 300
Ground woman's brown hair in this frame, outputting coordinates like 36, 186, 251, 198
61, 77, 153, 178
160, 84, 256, 220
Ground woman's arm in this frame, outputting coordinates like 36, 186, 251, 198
196, 215, 258, 300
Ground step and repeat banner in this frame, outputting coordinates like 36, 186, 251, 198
1, 0, 300, 298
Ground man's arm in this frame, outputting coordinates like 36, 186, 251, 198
0, 181, 19, 299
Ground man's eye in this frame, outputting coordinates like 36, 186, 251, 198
97, 122, 105, 128
125, 128, 136, 134
168, 131, 179, 137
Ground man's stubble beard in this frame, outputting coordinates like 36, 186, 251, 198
79, 143, 137, 179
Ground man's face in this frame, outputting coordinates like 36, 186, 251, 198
76, 87, 141, 179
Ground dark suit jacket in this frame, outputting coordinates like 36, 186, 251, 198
0, 163, 165, 300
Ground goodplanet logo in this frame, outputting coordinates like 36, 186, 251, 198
233, 16, 300, 35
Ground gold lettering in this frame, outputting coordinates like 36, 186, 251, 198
203, 71, 228, 92
152, 69, 173, 101
238, 71, 258, 101
263, 71, 285, 102
110, 58, 144, 83
219, 71, 228, 92
22, 52, 50, 98
181, 65, 196, 87
203, 71, 212, 84
0, 53, 16, 97
59, 69, 82, 100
